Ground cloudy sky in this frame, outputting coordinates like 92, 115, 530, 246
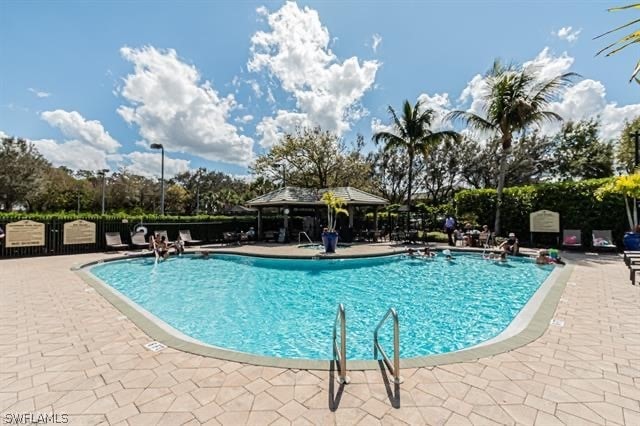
1, 1, 638, 178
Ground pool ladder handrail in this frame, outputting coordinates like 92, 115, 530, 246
373, 307, 403, 384
299, 231, 313, 244
333, 304, 350, 384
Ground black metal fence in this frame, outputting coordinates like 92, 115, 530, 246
0, 216, 292, 258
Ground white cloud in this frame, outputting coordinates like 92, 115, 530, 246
236, 114, 254, 124
416, 92, 454, 131
552, 26, 581, 43
31, 139, 111, 170
249, 2, 380, 147
0, 130, 8, 139
376, 47, 639, 143
41, 109, 121, 153
28, 88, 51, 98
546, 79, 640, 140
370, 117, 392, 135
119, 151, 190, 178
117, 46, 254, 165
523, 47, 574, 81
372, 34, 382, 53
255, 110, 312, 148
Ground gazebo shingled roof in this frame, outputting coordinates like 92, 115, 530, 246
246, 186, 388, 207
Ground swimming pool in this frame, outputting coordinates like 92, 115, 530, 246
89, 253, 554, 360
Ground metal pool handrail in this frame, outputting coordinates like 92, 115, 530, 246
333, 303, 350, 384
373, 307, 403, 384
299, 232, 313, 244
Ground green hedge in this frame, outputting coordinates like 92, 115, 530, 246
454, 178, 627, 247
0, 212, 257, 222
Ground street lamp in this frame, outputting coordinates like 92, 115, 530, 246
98, 169, 109, 215
150, 143, 165, 215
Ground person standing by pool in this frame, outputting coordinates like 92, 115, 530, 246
444, 216, 456, 246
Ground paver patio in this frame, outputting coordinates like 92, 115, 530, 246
1, 248, 639, 425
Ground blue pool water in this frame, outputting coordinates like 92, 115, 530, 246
90, 253, 553, 360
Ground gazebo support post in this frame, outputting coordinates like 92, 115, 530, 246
257, 207, 263, 241
374, 206, 379, 231
283, 205, 289, 242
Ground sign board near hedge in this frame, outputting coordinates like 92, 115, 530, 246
63, 220, 96, 245
5, 220, 45, 247
530, 210, 560, 233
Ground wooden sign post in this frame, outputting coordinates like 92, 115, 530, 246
529, 210, 560, 246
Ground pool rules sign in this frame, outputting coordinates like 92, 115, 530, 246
530, 210, 560, 233
63, 220, 96, 245
5, 220, 45, 247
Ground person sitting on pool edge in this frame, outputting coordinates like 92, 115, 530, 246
500, 232, 519, 255
156, 236, 170, 260
174, 234, 185, 256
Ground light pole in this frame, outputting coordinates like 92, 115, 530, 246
150, 143, 165, 215
99, 169, 109, 215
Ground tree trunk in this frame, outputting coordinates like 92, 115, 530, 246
494, 145, 511, 236
407, 149, 414, 232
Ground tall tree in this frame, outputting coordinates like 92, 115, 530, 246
367, 147, 411, 204
373, 100, 458, 230
0, 137, 50, 211
252, 127, 372, 190
447, 61, 577, 234
551, 119, 613, 180
616, 116, 640, 173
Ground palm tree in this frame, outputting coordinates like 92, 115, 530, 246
595, 3, 640, 84
373, 100, 459, 231
447, 61, 578, 235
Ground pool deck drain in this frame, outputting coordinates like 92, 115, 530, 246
1, 246, 639, 425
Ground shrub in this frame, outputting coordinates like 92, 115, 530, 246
454, 178, 626, 247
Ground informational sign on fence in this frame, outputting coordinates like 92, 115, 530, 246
530, 210, 560, 233
63, 220, 96, 245
5, 220, 45, 247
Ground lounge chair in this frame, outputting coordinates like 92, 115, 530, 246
592, 230, 617, 250
105, 232, 128, 250
562, 229, 582, 249
130, 231, 148, 249
179, 230, 202, 245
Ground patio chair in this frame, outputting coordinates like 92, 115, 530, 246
105, 232, 128, 250
223, 232, 239, 245
562, 229, 582, 249
130, 231, 148, 249
179, 230, 202, 245
592, 230, 617, 250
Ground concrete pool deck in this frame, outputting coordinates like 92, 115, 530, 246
1, 245, 639, 425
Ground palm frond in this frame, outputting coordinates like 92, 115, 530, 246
527, 111, 564, 126
608, 3, 640, 12
446, 110, 496, 133
594, 17, 640, 40
605, 36, 640, 56
373, 132, 408, 152
387, 105, 407, 139
632, 60, 640, 82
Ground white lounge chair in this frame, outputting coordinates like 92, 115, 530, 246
105, 232, 128, 250
179, 229, 202, 245
592, 230, 617, 250
130, 231, 148, 249
562, 229, 582, 249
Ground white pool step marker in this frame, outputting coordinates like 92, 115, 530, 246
550, 319, 565, 327
144, 341, 167, 352
567, 281, 577, 286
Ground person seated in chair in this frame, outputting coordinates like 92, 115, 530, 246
500, 232, 519, 255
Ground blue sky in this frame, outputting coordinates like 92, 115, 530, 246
1, 0, 638, 178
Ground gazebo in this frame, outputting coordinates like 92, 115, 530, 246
246, 186, 388, 241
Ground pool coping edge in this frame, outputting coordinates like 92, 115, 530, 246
73, 251, 572, 371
